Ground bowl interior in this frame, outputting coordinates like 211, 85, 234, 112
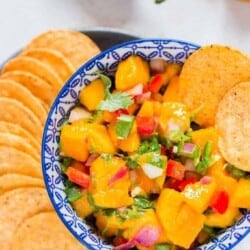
42, 39, 250, 250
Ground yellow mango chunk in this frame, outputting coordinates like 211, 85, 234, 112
163, 76, 180, 102
115, 55, 150, 91
137, 101, 155, 117
79, 78, 105, 111
60, 123, 115, 161
90, 156, 133, 208
158, 102, 190, 136
156, 188, 205, 249
161, 63, 181, 85
205, 207, 241, 228
71, 191, 94, 219
95, 210, 126, 237
207, 159, 237, 195
231, 179, 250, 208
191, 127, 220, 156
182, 179, 217, 213
60, 124, 89, 161
119, 131, 140, 153
123, 209, 162, 243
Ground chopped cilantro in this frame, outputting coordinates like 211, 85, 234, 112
137, 136, 161, 154
87, 192, 101, 211
225, 164, 247, 179
100, 153, 112, 163
147, 153, 165, 168
99, 74, 112, 98
125, 156, 139, 169
103, 208, 118, 217
119, 206, 144, 220
134, 196, 154, 209
98, 92, 133, 112
155, 0, 166, 4
60, 157, 73, 173
168, 129, 191, 143
155, 243, 172, 250
64, 180, 82, 202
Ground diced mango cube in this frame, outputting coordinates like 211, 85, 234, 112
182, 179, 217, 213
79, 78, 105, 111
90, 156, 133, 208
137, 101, 155, 117
205, 207, 241, 228
115, 55, 150, 91
163, 76, 180, 102
231, 179, 250, 208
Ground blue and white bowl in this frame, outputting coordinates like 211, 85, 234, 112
42, 39, 250, 250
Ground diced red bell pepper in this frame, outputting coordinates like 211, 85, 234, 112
115, 109, 129, 117
166, 160, 185, 181
210, 190, 229, 214
136, 116, 156, 136
66, 166, 90, 189
148, 74, 163, 93
178, 178, 197, 191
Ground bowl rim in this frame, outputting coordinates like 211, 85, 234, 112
41, 38, 249, 250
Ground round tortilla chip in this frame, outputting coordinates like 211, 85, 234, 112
0, 121, 40, 151
0, 188, 52, 249
0, 146, 41, 178
1, 70, 56, 106
1, 56, 63, 92
0, 174, 44, 195
11, 211, 85, 250
0, 97, 43, 141
216, 82, 250, 171
177, 45, 250, 127
24, 29, 100, 69
21, 48, 75, 82
0, 132, 39, 161
0, 79, 47, 124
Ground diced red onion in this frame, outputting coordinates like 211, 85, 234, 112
200, 176, 212, 185
125, 83, 143, 96
68, 107, 91, 123
108, 166, 128, 186
134, 91, 151, 104
182, 143, 196, 154
184, 171, 202, 181
134, 226, 160, 247
150, 59, 166, 74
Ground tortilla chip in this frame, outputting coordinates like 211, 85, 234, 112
1, 56, 63, 92
11, 211, 85, 250
1, 70, 56, 106
0, 79, 47, 124
0, 146, 41, 178
21, 48, 75, 82
0, 121, 40, 151
0, 174, 44, 195
216, 82, 250, 171
0, 188, 52, 249
177, 45, 250, 127
0, 132, 40, 161
0, 97, 43, 141
24, 29, 100, 69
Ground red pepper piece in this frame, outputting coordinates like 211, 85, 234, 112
66, 167, 90, 189
178, 178, 197, 191
148, 74, 163, 93
136, 116, 156, 136
166, 160, 185, 181
115, 109, 129, 117
210, 190, 229, 214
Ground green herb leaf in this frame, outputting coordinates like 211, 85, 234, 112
99, 74, 112, 98
137, 136, 161, 154
155, 0, 166, 4
203, 141, 213, 166
103, 208, 118, 217
125, 156, 139, 169
134, 196, 154, 209
87, 192, 101, 211
155, 243, 172, 250
116, 115, 135, 139
147, 153, 165, 168
98, 92, 133, 112
168, 129, 191, 143
203, 225, 217, 238
225, 164, 247, 179
64, 183, 82, 202
87, 110, 102, 123
100, 153, 112, 163
119, 206, 144, 220
60, 157, 73, 173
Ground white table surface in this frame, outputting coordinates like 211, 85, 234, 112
0, 0, 249, 249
